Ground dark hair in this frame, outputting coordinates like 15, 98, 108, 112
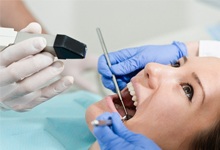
190, 120, 220, 150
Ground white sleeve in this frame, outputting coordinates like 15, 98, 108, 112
199, 40, 220, 57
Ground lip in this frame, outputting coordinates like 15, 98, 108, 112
105, 95, 118, 113
105, 88, 136, 119
105, 95, 127, 118
130, 77, 150, 107
130, 79, 140, 107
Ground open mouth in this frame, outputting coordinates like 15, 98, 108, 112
111, 83, 137, 120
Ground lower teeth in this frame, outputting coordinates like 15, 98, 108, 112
115, 104, 121, 109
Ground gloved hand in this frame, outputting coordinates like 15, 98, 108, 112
93, 112, 161, 150
61, 54, 99, 94
98, 42, 187, 92
0, 22, 74, 112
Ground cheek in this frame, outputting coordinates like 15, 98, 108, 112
85, 100, 110, 132
128, 88, 191, 135
145, 92, 187, 123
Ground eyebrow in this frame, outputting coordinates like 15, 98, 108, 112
182, 57, 206, 104
192, 72, 205, 104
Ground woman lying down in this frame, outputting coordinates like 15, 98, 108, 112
86, 56, 220, 150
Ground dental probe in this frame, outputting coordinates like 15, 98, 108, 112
91, 119, 112, 126
96, 27, 130, 121
91, 118, 128, 126
0, 27, 87, 59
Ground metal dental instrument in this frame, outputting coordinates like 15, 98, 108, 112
91, 119, 112, 126
96, 27, 130, 121
91, 118, 127, 126
0, 27, 87, 59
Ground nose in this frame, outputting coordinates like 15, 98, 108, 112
144, 63, 171, 89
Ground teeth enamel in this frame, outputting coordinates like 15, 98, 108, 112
130, 91, 135, 96
127, 82, 132, 87
132, 95, 136, 101
134, 101, 137, 106
115, 104, 120, 109
127, 82, 138, 106
128, 84, 134, 91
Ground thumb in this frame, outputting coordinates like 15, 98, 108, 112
20, 22, 42, 34
111, 113, 161, 150
94, 125, 119, 144
93, 112, 124, 145
94, 126, 134, 150
111, 113, 134, 137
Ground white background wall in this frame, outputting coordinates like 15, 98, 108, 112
21, 0, 220, 94
24, 0, 220, 56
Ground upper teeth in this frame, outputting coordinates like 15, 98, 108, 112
127, 82, 137, 106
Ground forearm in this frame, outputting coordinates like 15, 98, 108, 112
0, 0, 46, 33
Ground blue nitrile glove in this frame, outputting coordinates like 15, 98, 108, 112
93, 112, 161, 150
98, 41, 187, 92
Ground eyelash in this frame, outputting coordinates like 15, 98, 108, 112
171, 61, 194, 101
171, 61, 180, 67
181, 83, 194, 101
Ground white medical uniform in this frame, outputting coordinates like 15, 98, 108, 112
199, 40, 220, 57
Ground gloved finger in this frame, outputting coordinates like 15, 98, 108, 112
107, 47, 138, 64
20, 22, 42, 34
0, 83, 18, 101
111, 54, 146, 76
96, 112, 112, 120
94, 112, 122, 143
23, 76, 74, 109
72, 72, 98, 93
126, 133, 161, 149
101, 76, 127, 92
94, 113, 134, 149
18, 61, 64, 94
0, 52, 54, 86
116, 78, 128, 90
98, 55, 112, 77
4, 76, 73, 111
111, 112, 138, 138
3, 90, 41, 112
94, 126, 133, 150
110, 113, 161, 149
98, 48, 138, 77
102, 77, 127, 92
62, 55, 98, 93
101, 76, 116, 92
40, 76, 74, 99
4, 61, 64, 99
0, 37, 47, 67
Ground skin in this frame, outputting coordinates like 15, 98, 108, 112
86, 56, 220, 150
0, 0, 46, 33
0, 1, 214, 149
0, 0, 200, 96
0, 0, 100, 93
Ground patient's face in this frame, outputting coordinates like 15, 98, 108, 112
86, 57, 220, 149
